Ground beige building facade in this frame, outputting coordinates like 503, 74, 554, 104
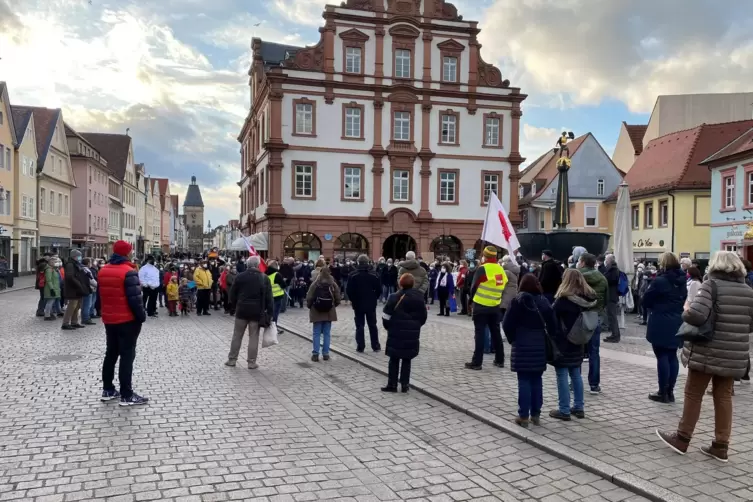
11, 106, 39, 273
0, 83, 18, 262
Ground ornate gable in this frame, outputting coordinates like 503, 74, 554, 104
436, 39, 465, 52
386, 0, 421, 16
429, 0, 461, 20
478, 54, 510, 88
388, 24, 420, 39
284, 40, 324, 71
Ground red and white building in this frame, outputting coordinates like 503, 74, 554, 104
238, 0, 526, 261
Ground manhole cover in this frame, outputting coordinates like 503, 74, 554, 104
296, 362, 312, 369
34, 354, 87, 364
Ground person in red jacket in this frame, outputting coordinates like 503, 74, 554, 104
98, 240, 148, 406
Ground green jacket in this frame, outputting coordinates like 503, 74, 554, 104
581, 267, 607, 313
43, 265, 61, 300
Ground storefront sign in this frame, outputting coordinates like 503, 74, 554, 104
727, 227, 744, 239
633, 238, 654, 248
680, 252, 690, 258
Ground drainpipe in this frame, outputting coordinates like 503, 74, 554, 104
669, 190, 676, 252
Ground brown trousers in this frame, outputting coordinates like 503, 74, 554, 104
227, 318, 260, 364
62, 298, 81, 325
677, 369, 734, 445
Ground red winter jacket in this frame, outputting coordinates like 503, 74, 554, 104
99, 255, 146, 325
219, 271, 228, 290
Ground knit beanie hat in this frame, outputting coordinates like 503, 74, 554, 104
113, 240, 133, 257
483, 246, 498, 259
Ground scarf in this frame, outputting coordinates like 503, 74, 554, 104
439, 272, 447, 287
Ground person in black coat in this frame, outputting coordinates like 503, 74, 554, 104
642, 252, 687, 403
503, 274, 557, 428
538, 250, 562, 303
602, 255, 622, 343
279, 257, 295, 312
382, 273, 427, 393
435, 263, 455, 316
346, 255, 383, 352
550, 269, 597, 420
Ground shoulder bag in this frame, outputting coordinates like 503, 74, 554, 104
534, 302, 562, 363
676, 279, 718, 343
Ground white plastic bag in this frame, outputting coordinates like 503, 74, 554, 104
262, 322, 279, 348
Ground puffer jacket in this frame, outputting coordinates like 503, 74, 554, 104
502, 292, 557, 373
681, 271, 753, 378
383, 288, 427, 360
551, 294, 597, 368
643, 267, 687, 349
398, 259, 429, 294
500, 261, 520, 310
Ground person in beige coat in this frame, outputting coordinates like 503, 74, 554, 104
657, 251, 753, 462
306, 265, 341, 362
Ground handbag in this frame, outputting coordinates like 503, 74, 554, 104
676, 279, 718, 343
449, 295, 457, 313
262, 322, 279, 348
534, 303, 562, 363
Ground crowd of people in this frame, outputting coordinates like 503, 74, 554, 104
26, 240, 753, 462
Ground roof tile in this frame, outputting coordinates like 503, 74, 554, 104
624, 123, 648, 155
13, 106, 60, 169
79, 133, 131, 181
700, 127, 753, 166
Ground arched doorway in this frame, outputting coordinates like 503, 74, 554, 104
284, 232, 322, 261
473, 239, 507, 261
430, 235, 463, 263
334, 233, 369, 261
383, 234, 416, 260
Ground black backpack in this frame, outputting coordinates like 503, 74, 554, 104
313, 282, 334, 312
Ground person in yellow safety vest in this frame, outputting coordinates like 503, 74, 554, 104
465, 246, 508, 371
265, 260, 287, 330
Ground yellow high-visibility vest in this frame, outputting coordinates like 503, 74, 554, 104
472, 262, 507, 307
269, 272, 284, 297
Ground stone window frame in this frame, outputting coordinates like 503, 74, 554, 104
658, 199, 669, 228
389, 25, 419, 81
480, 170, 504, 207
291, 161, 317, 200
341, 101, 366, 141
743, 162, 753, 209
340, 163, 365, 202
482, 112, 504, 149
391, 104, 415, 143
339, 28, 369, 83
644, 201, 654, 229
438, 109, 460, 146
720, 166, 737, 212
292, 97, 317, 137
437, 39, 465, 88
390, 165, 413, 204
437, 168, 460, 205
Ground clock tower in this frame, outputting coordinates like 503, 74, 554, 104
183, 176, 205, 254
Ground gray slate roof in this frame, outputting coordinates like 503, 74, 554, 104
260, 41, 302, 69
10, 106, 32, 145
184, 176, 204, 207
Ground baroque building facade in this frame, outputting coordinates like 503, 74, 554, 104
238, 0, 525, 261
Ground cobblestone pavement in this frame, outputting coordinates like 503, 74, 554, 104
0, 289, 648, 502
277, 301, 753, 502
0, 275, 35, 294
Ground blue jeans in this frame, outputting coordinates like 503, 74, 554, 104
312, 321, 332, 355
281, 286, 291, 312
382, 284, 395, 302
517, 371, 544, 419
81, 293, 93, 322
556, 366, 584, 414
652, 345, 679, 393
88, 293, 97, 318
588, 324, 601, 389
484, 326, 491, 353
341, 279, 349, 301
273, 297, 282, 324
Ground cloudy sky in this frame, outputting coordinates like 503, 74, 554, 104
2, 0, 753, 226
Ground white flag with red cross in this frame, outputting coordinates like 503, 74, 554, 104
481, 191, 520, 254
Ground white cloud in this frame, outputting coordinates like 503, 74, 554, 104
479, 0, 753, 113
202, 15, 312, 50
520, 124, 566, 168
170, 181, 240, 226
270, 0, 328, 27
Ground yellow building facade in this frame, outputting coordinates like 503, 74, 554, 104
0, 83, 17, 262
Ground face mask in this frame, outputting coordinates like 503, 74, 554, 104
529, 267, 535, 272
76, 256, 82, 263
469, 264, 475, 270
202, 264, 208, 269
211, 261, 216, 265
441, 268, 447, 273
309, 262, 314, 266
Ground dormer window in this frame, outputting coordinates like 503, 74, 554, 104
519, 185, 524, 198
531, 182, 537, 193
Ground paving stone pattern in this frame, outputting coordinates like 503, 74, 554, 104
277, 302, 753, 502
0, 290, 647, 502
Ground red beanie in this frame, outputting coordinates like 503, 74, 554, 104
113, 240, 133, 257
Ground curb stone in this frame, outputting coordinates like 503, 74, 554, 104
0, 285, 34, 295
279, 320, 686, 502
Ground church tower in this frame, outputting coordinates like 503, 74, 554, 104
183, 176, 205, 254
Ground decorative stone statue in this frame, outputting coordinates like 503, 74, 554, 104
553, 132, 575, 229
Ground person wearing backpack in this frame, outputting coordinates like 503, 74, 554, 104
306, 264, 341, 362
641, 251, 687, 404
549, 269, 597, 420
602, 254, 622, 343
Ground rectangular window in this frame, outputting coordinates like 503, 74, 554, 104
30, 198, 34, 219
631, 205, 639, 229
64, 195, 69, 216
345, 47, 362, 73
58, 193, 62, 215
0, 143, 3, 169
442, 56, 457, 82
644, 202, 654, 228
395, 49, 411, 78
483, 173, 499, 204
440, 114, 457, 144
597, 179, 605, 197
393, 170, 409, 202
22, 195, 28, 218
295, 103, 313, 135
49, 191, 55, 215
439, 171, 457, 203
343, 166, 362, 200
539, 209, 545, 230
294, 164, 314, 198
659, 200, 669, 227
484, 117, 500, 146
585, 205, 598, 227
5, 147, 10, 171
40, 188, 46, 213
724, 243, 738, 253
723, 174, 735, 209
394, 111, 410, 141
345, 107, 362, 138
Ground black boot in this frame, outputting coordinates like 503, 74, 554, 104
381, 385, 397, 393
648, 391, 669, 403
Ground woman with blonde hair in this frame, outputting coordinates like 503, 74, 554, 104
657, 251, 753, 462
642, 252, 687, 404
549, 269, 597, 420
